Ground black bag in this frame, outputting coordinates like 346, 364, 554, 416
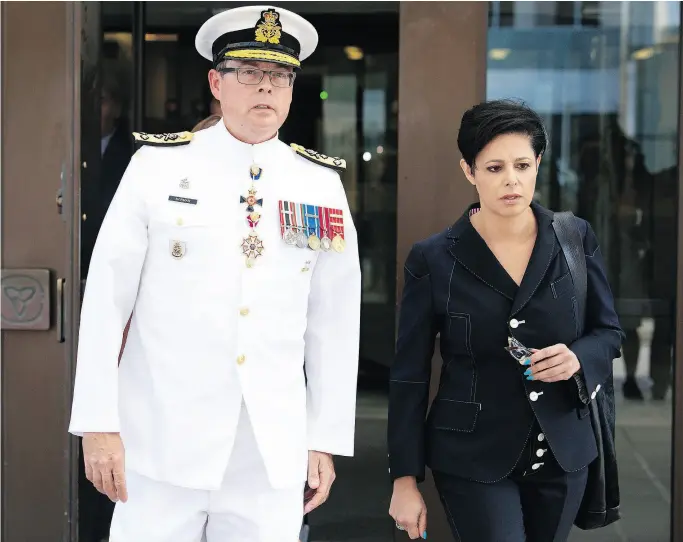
552, 211, 621, 530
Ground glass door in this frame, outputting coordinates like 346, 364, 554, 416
487, 2, 681, 539
78, 3, 139, 540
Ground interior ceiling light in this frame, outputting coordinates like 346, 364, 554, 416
632, 47, 657, 60
488, 48, 511, 61
344, 46, 364, 61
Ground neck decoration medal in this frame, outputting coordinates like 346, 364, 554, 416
240, 164, 264, 267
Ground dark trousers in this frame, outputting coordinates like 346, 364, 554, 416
433, 427, 588, 542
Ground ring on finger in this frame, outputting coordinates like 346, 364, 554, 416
395, 522, 405, 531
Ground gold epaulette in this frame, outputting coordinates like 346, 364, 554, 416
133, 131, 194, 147
290, 143, 346, 172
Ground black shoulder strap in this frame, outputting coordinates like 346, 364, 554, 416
552, 211, 587, 336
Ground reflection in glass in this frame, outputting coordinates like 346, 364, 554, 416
487, 2, 680, 540
80, 4, 136, 541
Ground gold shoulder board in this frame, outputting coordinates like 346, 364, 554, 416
133, 131, 194, 147
290, 143, 346, 172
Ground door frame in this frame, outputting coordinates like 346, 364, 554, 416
68, 4, 87, 539
1, 2, 82, 540
672, 7, 683, 539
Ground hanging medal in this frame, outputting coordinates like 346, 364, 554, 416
304, 204, 321, 251
240, 164, 264, 267
293, 204, 308, 249
329, 207, 346, 253
279, 201, 298, 246
318, 205, 332, 252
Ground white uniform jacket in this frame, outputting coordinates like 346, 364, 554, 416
69, 121, 362, 490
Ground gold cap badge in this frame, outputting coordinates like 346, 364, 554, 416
255, 9, 282, 44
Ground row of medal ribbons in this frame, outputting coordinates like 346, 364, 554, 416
278, 200, 346, 253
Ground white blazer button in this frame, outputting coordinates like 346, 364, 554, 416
529, 391, 544, 401
510, 318, 526, 329
537, 433, 545, 442
536, 449, 546, 457
532, 462, 544, 470
591, 391, 597, 400
596, 384, 601, 393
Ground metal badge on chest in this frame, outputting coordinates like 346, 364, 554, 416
167, 178, 197, 258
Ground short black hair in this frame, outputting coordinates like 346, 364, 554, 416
457, 99, 548, 169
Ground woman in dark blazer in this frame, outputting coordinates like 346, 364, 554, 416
387, 100, 624, 541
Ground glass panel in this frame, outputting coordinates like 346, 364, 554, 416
79, 3, 136, 540
81, 3, 136, 277
487, 2, 680, 540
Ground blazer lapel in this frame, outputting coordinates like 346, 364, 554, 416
510, 204, 560, 317
447, 212, 518, 302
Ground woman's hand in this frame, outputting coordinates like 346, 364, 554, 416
389, 477, 428, 539
528, 344, 581, 382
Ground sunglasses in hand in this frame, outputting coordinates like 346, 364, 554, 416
504, 336, 533, 365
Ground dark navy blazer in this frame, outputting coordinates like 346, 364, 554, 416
388, 202, 624, 484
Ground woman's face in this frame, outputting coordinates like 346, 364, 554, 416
460, 133, 541, 217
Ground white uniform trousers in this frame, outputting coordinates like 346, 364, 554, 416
109, 404, 305, 542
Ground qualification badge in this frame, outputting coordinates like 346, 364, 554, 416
170, 240, 186, 259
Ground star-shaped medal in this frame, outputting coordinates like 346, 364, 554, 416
240, 188, 263, 212
241, 233, 264, 261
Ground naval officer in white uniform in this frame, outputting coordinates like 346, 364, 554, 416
69, 5, 361, 541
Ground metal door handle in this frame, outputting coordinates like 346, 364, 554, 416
56, 188, 63, 214
56, 278, 65, 343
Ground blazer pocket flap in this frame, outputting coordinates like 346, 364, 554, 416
551, 272, 573, 299
429, 400, 481, 433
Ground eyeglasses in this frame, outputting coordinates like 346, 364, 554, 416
218, 67, 296, 88
505, 336, 533, 364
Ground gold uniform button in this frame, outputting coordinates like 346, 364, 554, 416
237, 355, 246, 365
239, 307, 249, 316
176, 217, 184, 226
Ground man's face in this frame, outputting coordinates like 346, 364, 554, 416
208, 60, 294, 140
